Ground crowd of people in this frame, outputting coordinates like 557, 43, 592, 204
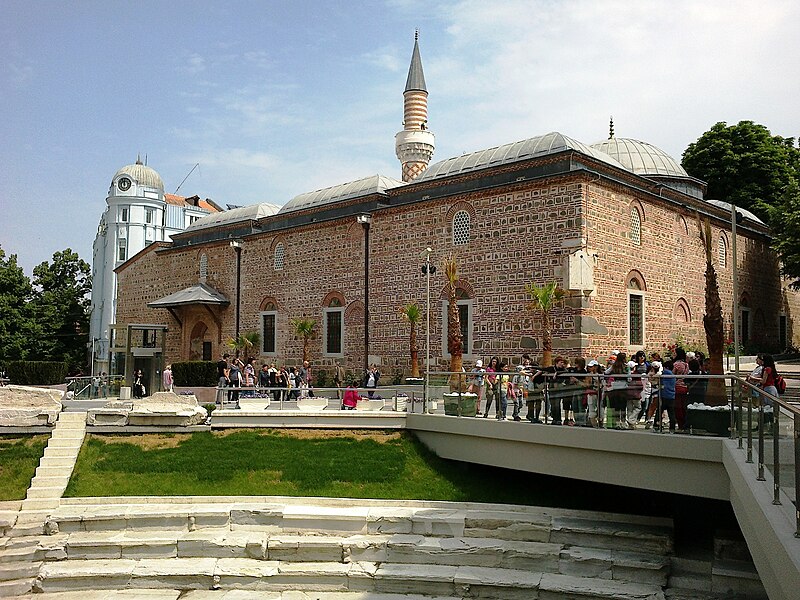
466, 349, 783, 432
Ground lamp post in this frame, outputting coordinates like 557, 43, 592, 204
731, 204, 742, 376
356, 214, 372, 377
230, 239, 243, 357
421, 247, 435, 408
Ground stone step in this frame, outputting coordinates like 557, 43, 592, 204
11, 592, 463, 600
45, 438, 83, 449
14, 592, 182, 600
30, 475, 71, 488
0, 577, 34, 598
46, 504, 674, 556
26, 486, 67, 500
50, 429, 86, 439
36, 466, 70, 478
57, 413, 88, 422
0, 560, 41, 582
43, 447, 80, 458
39, 529, 669, 585
19, 498, 60, 513
39, 457, 79, 468
33, 558, 668, 598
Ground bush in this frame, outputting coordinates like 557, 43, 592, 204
315, 368, 329, 387
173, 361, 218, 387
6, 361, 68, 385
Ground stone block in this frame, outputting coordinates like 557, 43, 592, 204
410, 509, 465, 537
130, 557, 217, 589
454, 565, 543, 600
342, 535, 389, 563
270, 561, 351, 591
0, 385, 62, 426
372, 563, 457, 596
178, 532, 264, 559
213, 558, 280, 589
267, 535, 343, 562
281, 505, 369, 534
366, 508, 415, 534
295, 398, 329, 412
36, 559, 136, 592
550, 517, 671, 555
538, 572, 666, 600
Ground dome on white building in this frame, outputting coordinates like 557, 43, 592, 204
113, 159, 164, 191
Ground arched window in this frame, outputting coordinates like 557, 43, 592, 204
718, 235, 727, 269
453, 210, 470, 246
260, 301, 277, 355
199, 253, 208, 283
673, 298, 691, 324
323, 296, 344, 356
626, 272, 646, 347
274, 242, 285, 271
630, 208, 641, 246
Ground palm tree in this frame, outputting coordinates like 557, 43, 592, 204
697, 214, 726, 404
290, 317, 316, 363
227, 331, 260, 359
399, 302, 422, 377
524, 281, 565, 367
443, 254, 464, 390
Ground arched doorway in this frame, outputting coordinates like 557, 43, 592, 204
189, 321, 212, 361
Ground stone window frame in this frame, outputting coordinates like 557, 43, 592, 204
440, 282, 475, 360
452, 210, 471, 246
626, 270, 646, 350
274, 242, 286, 271
199, 253, 208, 283
119, 206, 129, 223
718, 233, 728, 269
322, 292, 346, 358
446, 202, 477, 248
145, 208, 154, 225
629, 203, 643, 246
116, 237, 127, 262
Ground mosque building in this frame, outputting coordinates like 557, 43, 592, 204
110, 35, 799, 386
88, 158, 221, 374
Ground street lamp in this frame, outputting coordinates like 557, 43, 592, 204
230, 239, 243, 356
356, 215, 372, 377
421, 247, 436, 408
731, 205, 743, 376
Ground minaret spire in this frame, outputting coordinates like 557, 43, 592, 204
395, 31, 435, 182
609, 116, 614, 140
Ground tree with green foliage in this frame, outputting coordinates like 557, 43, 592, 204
682, 120, 800, 222
761, 180, 800, 287
227, 331, 261, 359
0, 246, 38, 364
290, 318, 316, 362
30, 249, 91, 369
399, 302, 422, 378
524, 281, 565, 368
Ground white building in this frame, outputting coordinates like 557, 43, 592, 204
89, 158, 221, 373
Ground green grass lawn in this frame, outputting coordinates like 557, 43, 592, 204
0, 435, 48, 500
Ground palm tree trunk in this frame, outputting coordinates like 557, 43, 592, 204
410, 323, 419, 378
704, 263, 726, 405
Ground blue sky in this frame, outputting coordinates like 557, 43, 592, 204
2, 0, 799, 275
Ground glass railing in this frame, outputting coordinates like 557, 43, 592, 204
65, 375, 125, 399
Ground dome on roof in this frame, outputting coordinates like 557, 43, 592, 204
185, 202, 282, 231
278, 175, 406, 214
113, 160, 165, 191
416, 131, 626, 182
590, 138, 688, 178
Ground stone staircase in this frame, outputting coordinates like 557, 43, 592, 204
10, 498, 680, 599
0, 412, 86, 597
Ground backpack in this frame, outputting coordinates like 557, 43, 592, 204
776, 375, 786, 395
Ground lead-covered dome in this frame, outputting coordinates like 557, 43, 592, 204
113, 160, 164, 191
590, 138, 688, 178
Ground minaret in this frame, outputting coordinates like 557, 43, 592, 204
395, 30, 435, 182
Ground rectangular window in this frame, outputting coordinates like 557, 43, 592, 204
323, 308, 344, 356
145, 208, 154, 224
117, 238, 127, 262
119, 206, 129, 222
442, 299, 473, 358
261, 312, 277, 354
145, 228, 154, 243
629, 294, 643, 346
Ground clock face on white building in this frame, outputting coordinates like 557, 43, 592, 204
118, 177, 132, 191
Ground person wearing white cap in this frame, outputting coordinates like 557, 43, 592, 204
469, 359, 485, 415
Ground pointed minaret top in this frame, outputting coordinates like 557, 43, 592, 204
136, 154, 143, 165
404, 30, 427, 93
608, 116, 614, 140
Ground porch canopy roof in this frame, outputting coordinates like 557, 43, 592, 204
147, 283, 230, 308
